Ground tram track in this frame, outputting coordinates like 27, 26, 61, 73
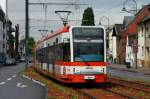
108, 77, 150, 93
72, 85, 136, 99
25, 67, 150, 99
68, 77, 150, 99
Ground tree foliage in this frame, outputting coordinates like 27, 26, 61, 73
27, 37, 36, 56
81, 7, 95, 26
20, 37, 36, 56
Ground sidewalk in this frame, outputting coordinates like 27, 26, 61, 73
108, 63, 150, 75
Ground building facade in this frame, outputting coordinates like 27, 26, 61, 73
108, 24, 124, 63
119, 4, 150, 68
137, 22, 145, 67
0, 6, 6, 63
140, 15, 150, 69
144, 19, 150, 68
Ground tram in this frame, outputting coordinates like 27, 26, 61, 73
35, 25, 107, 83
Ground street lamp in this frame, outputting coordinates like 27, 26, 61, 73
99, 16, 110, 58
122, 0, 137, 15
99, 16, 109, 29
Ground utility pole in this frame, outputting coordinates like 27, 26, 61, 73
15, 24, 19, 60
25, 0, 29, 69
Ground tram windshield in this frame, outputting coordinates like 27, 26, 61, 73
72, 27, 104, 62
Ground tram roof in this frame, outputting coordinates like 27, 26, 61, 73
37, 25, 70, 44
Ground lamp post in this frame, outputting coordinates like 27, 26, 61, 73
99, 16, 110, 29
99, 16, 110, 60
122, 0, 138, 69
122, 0, 137, 15
25, 0, 29, 69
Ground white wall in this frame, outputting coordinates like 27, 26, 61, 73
137, 26, 145, 61
0, 21, 3, 53
112, 37, 117, 59
126, 36, 135, 67
0, 0, 6, 13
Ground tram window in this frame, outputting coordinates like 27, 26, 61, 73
63, 43, 70, 62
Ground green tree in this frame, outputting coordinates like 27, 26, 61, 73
20, 37, 36, 57
27, 37, 36, 56
81, 7, 95, 26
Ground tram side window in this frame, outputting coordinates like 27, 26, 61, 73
63, 43, 70, 62
36, 50, 40, 61
54, 44, 63, 61
45, 47, 48, 63
47, 47, 53, 64
41, 48, 45, 63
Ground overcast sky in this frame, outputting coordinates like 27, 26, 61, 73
6, 0, 150, 41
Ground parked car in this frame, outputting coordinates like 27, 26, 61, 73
19, 58, 26, 62
5, 58, 16, 66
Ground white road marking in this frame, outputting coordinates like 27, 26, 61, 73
20, 85, 27, 88
17, 83, 22, 86
22, 74, 46, 87
22, 75, 31, 80
7, 78, 12, 81
12, 75, 17, 78
17, 83, 27, 88
0, 82, 6, 85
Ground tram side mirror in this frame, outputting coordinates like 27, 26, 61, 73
63, 38, 70, 43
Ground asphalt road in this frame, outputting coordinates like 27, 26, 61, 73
0, 63, 46, 99
108, 67, 150, 81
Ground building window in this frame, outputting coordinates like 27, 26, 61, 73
141, 26, 144, 37
146, 25, 148, 37
142, 46, 144, 56
147, 47, 149, 53
3, 44, 5, 48
56, 38, 58, 44
3, 33, 5, 39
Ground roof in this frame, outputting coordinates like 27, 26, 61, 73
121, 4, 150, 35
0, 6, 5, 22
142, 14, 150, 23
37, 25, 70, 44
112, 24, 124, 36
123, 16, 134, 27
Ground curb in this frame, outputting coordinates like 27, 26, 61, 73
108, 66, 150, 75
21, 74, 48, 99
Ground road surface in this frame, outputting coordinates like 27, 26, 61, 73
0, 63, 46, 99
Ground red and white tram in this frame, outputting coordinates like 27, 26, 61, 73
35, 25, 107, 83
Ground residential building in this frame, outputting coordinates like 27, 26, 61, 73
6, 19, 15, 58
139, 15, 150, 69
108, 24, 124, 63
119, 4, 150, 68
0, 6, 6, 63
137, 21, 145, 67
